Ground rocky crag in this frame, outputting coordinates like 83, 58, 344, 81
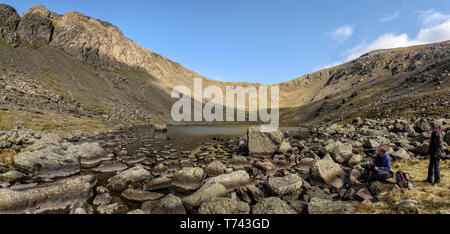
1, 4, 449, 128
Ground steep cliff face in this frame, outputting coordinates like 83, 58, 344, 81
0, 4, 230, 124
7, 5, 213, 88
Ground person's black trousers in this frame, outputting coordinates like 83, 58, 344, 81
363, 164, 394, 182
427, 157, 441, 183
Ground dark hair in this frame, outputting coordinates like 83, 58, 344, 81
378, 146, 386, 153
430, 121, 439, 130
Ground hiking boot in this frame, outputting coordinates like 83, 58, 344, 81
432, 181, 440, 186
422, 179, 432, 183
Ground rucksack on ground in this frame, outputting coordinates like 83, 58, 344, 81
395, 171, 414, 189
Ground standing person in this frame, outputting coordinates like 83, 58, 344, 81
423, 121, 444, 186
363, 146, 394, 182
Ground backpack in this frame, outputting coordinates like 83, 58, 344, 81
395, 171, 414, 189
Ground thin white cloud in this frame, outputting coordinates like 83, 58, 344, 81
331, 25, 354, 41
379, 11, 401, 23
317, 10, 450, 71
345, 10, 450, 61
419, 9, 450, 27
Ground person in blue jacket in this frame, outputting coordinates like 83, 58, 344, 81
363, 146, 394, 182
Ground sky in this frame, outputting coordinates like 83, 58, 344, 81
3, 0, 450, 84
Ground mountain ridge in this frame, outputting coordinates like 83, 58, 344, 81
1, 4, 449, 130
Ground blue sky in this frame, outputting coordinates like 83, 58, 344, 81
4, 0, 450, 84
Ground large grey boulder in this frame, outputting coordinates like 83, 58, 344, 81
0, 170, 26, 183
325, 141, 352, 156
121, 188, 164, 202
308, 198, 356, 214
205, 160, 226, 177
252, 197, 297, 214
247, 127, 284, 155
311, 159, 345, 188
444, 132, 450, 145
205, 170, 250, 191
266, 174, 303, 201
199, 197, 250, 214
277, 140, 292, 154
24, 132, 63, 152
391, 148, 411, 161
151, 194, 186, 214
171, 167, 204, 192
414, 118, 429, 133
14, 146, 80, 178
182, 182, 228, 208
0, 175, 96, 214
67, 142, 111, 168
16, 5, 54, 46
107, 166, 152, 192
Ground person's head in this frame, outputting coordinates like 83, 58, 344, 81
429, 121, 438, 132
377, 146, 386, 156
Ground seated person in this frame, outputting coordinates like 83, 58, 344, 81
363, 146, 394, 182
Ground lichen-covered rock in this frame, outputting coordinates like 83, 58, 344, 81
311, 159, 345, 186
182, 182, 227, 208
199, 197, 250, 214
0, 170, 25, 183
14, 146, 80, 178
205, 170, 250, 191
0, 175, 96, 214
308, 198, 356, 214
205, 160, 226, 177
16, 5, 54, 46
171, 167, 204, 192
277, 140, 292, 154
247, 127, 284, 155
151, 194, 186, 214
143, 177, 171, 191
107, 166, 151, 192
237, 185, 264, 203
391, 148, 411, 161
121, 188, 164, 202
266, 174, 303, 201
252, 197, 297, 214
348, 154, 362, 167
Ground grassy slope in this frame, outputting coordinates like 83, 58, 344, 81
356, 159, 450, 214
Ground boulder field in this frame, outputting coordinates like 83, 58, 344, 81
0, 117, 448, 214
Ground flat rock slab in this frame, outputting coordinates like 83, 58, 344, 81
205, 170, 250, 191
252, 197, 297, 214
182, 182, 228, 208
199, 197, 250, 214
107, 166, 152, 192
144, 177, 171, 191
0, 175, 96, 214
93, 161, 128, 173
121, 188, 164, 202
308, 198, 356, 214
14, 146, 80, 178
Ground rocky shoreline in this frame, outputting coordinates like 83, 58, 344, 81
0, 117, 449, 214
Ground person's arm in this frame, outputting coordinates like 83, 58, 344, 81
436, 132, 444, 158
